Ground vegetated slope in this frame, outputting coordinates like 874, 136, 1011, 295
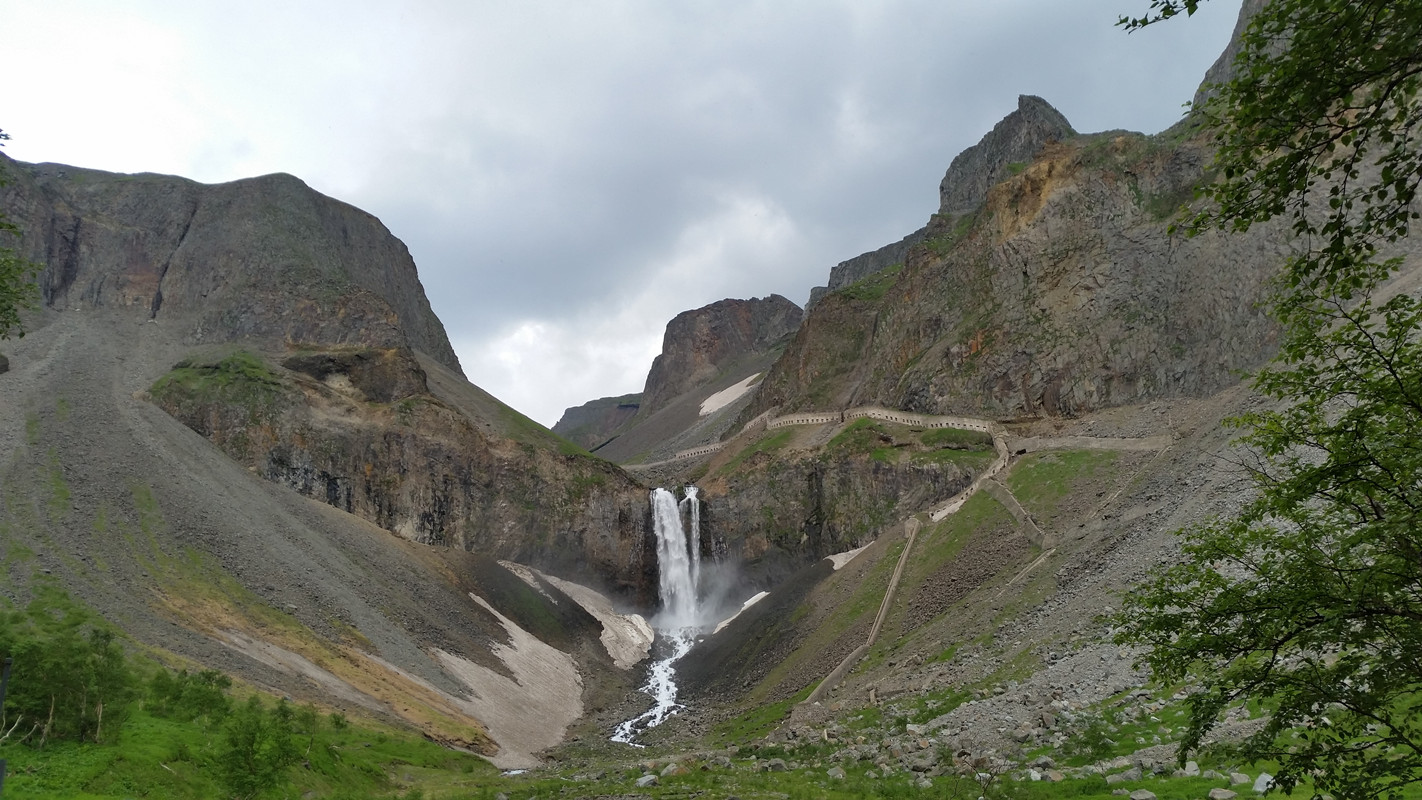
0, 158, 658, 767
665, 392, 1263, 774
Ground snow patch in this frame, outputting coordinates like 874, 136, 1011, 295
827, 544, 870, 570
502, 562, 654, 669
700, 373, 762, 416
713, 591, 769, 634
435, 593, 584, 768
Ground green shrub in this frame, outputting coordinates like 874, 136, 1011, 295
0, 583, 136, 745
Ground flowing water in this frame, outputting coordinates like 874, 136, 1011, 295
611, 486, 707, 744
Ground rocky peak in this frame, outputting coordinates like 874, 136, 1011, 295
0, 155, 462, 373
640, 294, 801, 416
805, 96, 1073, 314
1190, 0, 1267, 110
938, 94, 1075, 219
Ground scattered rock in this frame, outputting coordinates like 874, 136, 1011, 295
1253, 773, 1274, 793
1106, 766, 1143, 784
1231, 772, 1252, 785
827, 766, 846, 780
634, 774, 658, 788
1208, 789, 1238, 800
766, 758, 788, 772
1129, 791, 1157, 800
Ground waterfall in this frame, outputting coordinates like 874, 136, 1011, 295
611, 486, 705, 744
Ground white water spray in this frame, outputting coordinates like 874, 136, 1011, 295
611, 486, 707, 744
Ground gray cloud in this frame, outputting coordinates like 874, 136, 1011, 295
1, 0, 1242, 424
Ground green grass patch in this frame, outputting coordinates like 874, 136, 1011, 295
921, 427, 993, 449
1005, 449, 1119, 522
715, 428, 795, 476
834, 263, 903, 303
714, 684, 814, 744
150, 351, 286, 404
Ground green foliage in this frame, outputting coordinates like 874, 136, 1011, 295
0, 128, 41, 340
1118, 1, 1422, 795
834, 263, 903, 303
714, 427, 794, 475
0, 582, 136, 746
147, 668, 232, 725
220, 696, 301, 800
149, 350, 288, 412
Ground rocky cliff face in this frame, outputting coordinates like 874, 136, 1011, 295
146, 346, 655, 600
747, 123, 1291, 422
805, 96, 1074, 312
640, 294, 802, 416
552, 393, 642, 451
805, 229, 927, 311
0, 156, 460, 370
0, 156, 659, 599
937, 95, 1076, 220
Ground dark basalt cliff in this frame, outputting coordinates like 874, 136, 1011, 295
0, 156, 657, 600
640, 294, 802, 416
1, 157, 460, 369
747, 118, 1289, 422
806, 95, 1075, 311
552, 393, 642, 451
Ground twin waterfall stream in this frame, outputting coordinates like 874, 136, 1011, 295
611, 486, 709, 745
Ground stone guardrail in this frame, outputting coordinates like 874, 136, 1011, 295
767, 411, 844, 429
624, 406, 1001, 468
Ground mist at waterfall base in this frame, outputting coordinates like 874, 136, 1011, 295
612, 486, 741, 745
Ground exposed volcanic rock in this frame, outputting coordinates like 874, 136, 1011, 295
806, 96, 1074, 312
937, 95, 1075, 220
0, 155, 460, 371
552, 392, 642, 451
0, 155, 658, 600
745, 117, 1293, 422
640, 294, 802, 417
147, 347, 655, 601
805, 229, 927, 311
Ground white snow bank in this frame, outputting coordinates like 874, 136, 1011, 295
713, 591, 769, 634
500, 561, 653, 669
827, 544, 870, 570
700, 373, 762, 416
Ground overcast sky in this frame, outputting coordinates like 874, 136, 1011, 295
2, 0, 1242, 426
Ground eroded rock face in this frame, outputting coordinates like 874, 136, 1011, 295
552, 393, 642, 451
0, 157, 662, 600
749, 127, 1290, 421
148, 348, 658, 602
639, 294, 801, 416
938, 95, 1075, 219
0, 155, 461, 372
805, 96, 1073, 313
